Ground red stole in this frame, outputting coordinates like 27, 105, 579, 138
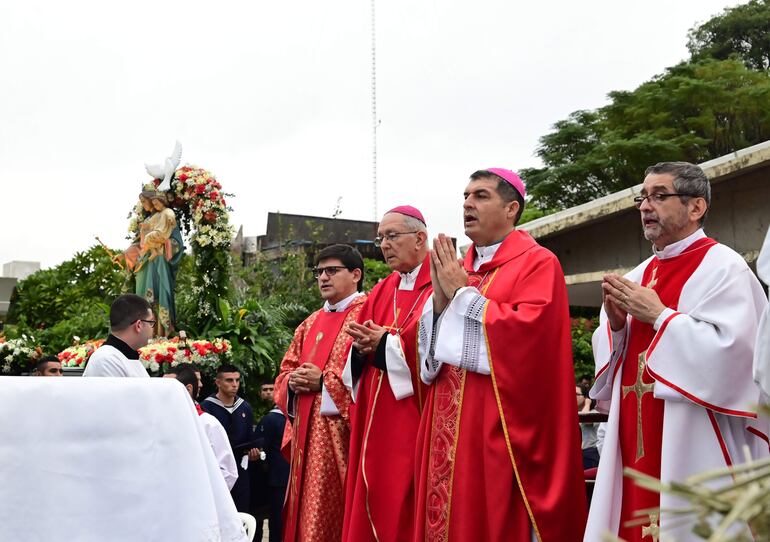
617, 237, 717, 541
284, 308, 350, 541
343, 259, 431, 542
414, 230, 586, 542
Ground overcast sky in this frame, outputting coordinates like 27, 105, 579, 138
0, 0, 745, 269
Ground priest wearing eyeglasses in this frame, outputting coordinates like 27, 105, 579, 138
274, 244, 367, 542
585, 162, 769, 542
341, 206, 432, 542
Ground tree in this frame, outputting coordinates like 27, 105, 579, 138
522, 59, 770, 210
6, 246, 124, 352
571, 317, 598, 383
688, 0, 770, 70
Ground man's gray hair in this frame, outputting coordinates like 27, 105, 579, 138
645, 161, 711, 224
395, 213, 427, 233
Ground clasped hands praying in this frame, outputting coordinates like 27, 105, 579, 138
601, 273, 666, 331
430, 234, 468, 314
288, 363, 323, 394
347, 321, 387, 356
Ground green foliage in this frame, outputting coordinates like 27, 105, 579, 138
171, 254, 197, 331
519, 205, 558, 225
7, 246, 123, 352
198, 297, 304, 380
688, 0, 770, 70
522, 1, 770, 213
571, 317, 598, 382
522, 59, 770, 210
364, 258, 392, 290
190, 246, 232, 330
232, 251, 319, 325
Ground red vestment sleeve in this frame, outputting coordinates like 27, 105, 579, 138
274, 315, 312, 419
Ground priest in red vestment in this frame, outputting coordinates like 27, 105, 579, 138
342, 205, 432, 542
416, 169, 586, 541
585, 162, 769, 542
274, 244, 367, 542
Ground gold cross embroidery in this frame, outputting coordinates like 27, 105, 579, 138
641, 512, 659, 541
622, 351, 655, 461
645, 266, 659, 288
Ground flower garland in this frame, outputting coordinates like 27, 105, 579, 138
172, 166, 233, 249
58, 339, 105, 368
139, 337, 232, 374
54, 337, 231, 374
126, 164, 234, 328
0, 336, 41, 374
172, 166, 234, 324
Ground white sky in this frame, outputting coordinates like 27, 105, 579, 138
0, 0, 745, 269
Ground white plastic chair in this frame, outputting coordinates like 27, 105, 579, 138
239, 512, 257, 542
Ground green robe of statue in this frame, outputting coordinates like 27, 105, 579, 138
135, 207, 184, 335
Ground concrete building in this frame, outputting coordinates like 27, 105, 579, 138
520, 140, 770, 307
2, 261, 40, 281
0, 278, 17, 320
0, 261, 38, 320
236, 212, 382, 266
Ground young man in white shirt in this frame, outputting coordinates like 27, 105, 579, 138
84, 294, 154, 377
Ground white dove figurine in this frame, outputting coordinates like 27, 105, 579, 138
145, 140, 183, 191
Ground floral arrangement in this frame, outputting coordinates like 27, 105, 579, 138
172, 166, 234, 249
139, 336, 232, 374
172, 166, 234, 325
57, 339, 105, 368
126, 164, 234, 328
0, 335, 41, 374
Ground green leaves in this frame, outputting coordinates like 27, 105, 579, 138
687, 0, 770, 71
523, 1, 770, 213
523, 59, 770, 211
571, 317, 598, 383
7, 246, 124, 353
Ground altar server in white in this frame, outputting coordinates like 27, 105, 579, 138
166, 364, 239, 490
83, 294, 153, 377
585, 161, 769, 542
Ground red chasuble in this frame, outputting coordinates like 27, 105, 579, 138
617, 237, 717, 541
343, 257, 432, 542
274, 295, 366, 542
413, 230, 586, 542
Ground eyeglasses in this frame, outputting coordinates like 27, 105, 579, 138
140, 319, 157, 327
313, 266, 348, 278
374, 231, 419, 247
633, 193, 696, 208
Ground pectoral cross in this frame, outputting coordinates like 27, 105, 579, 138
386, 307, 402, 334
641, 512, 659, 541
623, 351, 655, 461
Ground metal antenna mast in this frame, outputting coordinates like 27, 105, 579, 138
370, 0, 378, 220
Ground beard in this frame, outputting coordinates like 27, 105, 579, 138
642, 208, 689, 245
